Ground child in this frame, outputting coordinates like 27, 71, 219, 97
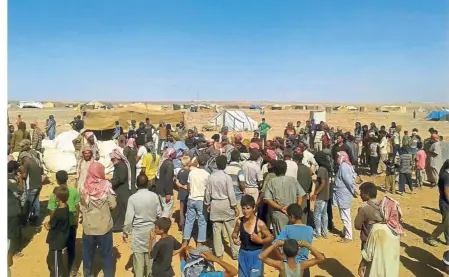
259, 239, 325, 277
397, 148, 414, 195
48, 170, 80, 276
354, 182, 383, 250
45, 186, 70, 277
383, 154, 396, 194
415, 142, 427, 188
369, 137, 380, 176
272, 204, 314, 277
150, 218, 185, 277
232, 195, 273, 277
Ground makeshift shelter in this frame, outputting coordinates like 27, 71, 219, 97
249, 104, 261, 110
426, 110, 449, 121
43, 102, 55, 108
208, 110, 258, 131
18, 101, 43, 109
346, 105, 358, 111
270, 104, 282, 110
378, 105, 406, 113
83, 107, 185, 131
173, 104, 182, 110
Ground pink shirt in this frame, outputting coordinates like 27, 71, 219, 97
415, 150, 427, 170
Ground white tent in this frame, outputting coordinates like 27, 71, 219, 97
208, 110, 258, 131
18, 101, 43, 109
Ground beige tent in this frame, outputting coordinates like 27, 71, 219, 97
378, 105, 406, 113
121, 103, 163, 111
84, 107, 185, 130
43, 102, 55, 108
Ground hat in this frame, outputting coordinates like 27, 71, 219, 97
188, 129, 194, 134
221, 126, 228, 133
197, 137, 207, 143
131, 120, 136, 124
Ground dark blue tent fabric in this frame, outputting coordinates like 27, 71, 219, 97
249, 104, 261, 109
426, 110, 449, 120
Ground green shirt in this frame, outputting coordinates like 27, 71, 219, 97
259, 122, 271, 136
48, 186, 80, 226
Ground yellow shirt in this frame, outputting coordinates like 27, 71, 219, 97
141, 153, 161, 180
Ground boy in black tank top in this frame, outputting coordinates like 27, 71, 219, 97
232, 195, 273, 277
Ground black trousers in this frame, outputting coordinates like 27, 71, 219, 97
67, 226, 77, 272
47, 249, 67, 277
327, 199, 334, 230
8, 216, 21, 254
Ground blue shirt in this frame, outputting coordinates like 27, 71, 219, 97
180, 261, 224, 277
273, 224, 314, 262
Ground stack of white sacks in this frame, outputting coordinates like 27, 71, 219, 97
41, 130, 118, 174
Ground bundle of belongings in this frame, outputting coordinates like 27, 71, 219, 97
182, 246, 216, 277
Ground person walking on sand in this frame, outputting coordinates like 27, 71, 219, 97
155, 148, 176, 218
205, 155, 240, 260
427, 159, 449, 246
109, 149, 133, 232
333, 151, 358, 243
47, 115, 56, 140
123, 174, 162, 277
426, 134, 443, 187
264, 160, 306, 237
80, 162, 116, 277
258, 118, 271, 149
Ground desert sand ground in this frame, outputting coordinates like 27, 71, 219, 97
7, 105, 449, 276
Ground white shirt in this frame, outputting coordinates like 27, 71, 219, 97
393, 133, 400, 145
242, 160, 263, 188
285, 160, 298, 178
314, 131, 325, 143
188, 168, 210, 201
379, 137, 388, 155
136, 146, 147, 169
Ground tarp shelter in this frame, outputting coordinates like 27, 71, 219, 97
43, 102, 55, 108
426, 110, 449, 121
271, 104, 282, 110
208, 110, 258, 131
173, 104, 182, 110
378, 105, 406, 113
83, 107, 185, 131
346, 105, 358, 111
73, 100, 110, 111
249, 104, 261, 110
18, 101, 43, 109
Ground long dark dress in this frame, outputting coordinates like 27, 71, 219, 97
110, 161, 130, 232
123, 146, 137, 192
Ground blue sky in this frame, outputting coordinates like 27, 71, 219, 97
7, 0, 449, 102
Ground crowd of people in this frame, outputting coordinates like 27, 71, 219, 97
6, 114, 449, 277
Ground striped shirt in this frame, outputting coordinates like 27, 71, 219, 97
398, 154, 413, 174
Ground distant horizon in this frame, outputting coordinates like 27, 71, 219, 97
7, 99, 448, 106
8, 1, 449, 102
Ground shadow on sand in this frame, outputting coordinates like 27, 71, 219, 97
401, 242, 445, 277
317, 257, 356, 277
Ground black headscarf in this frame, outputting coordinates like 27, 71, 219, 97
314, 151, 332, 172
